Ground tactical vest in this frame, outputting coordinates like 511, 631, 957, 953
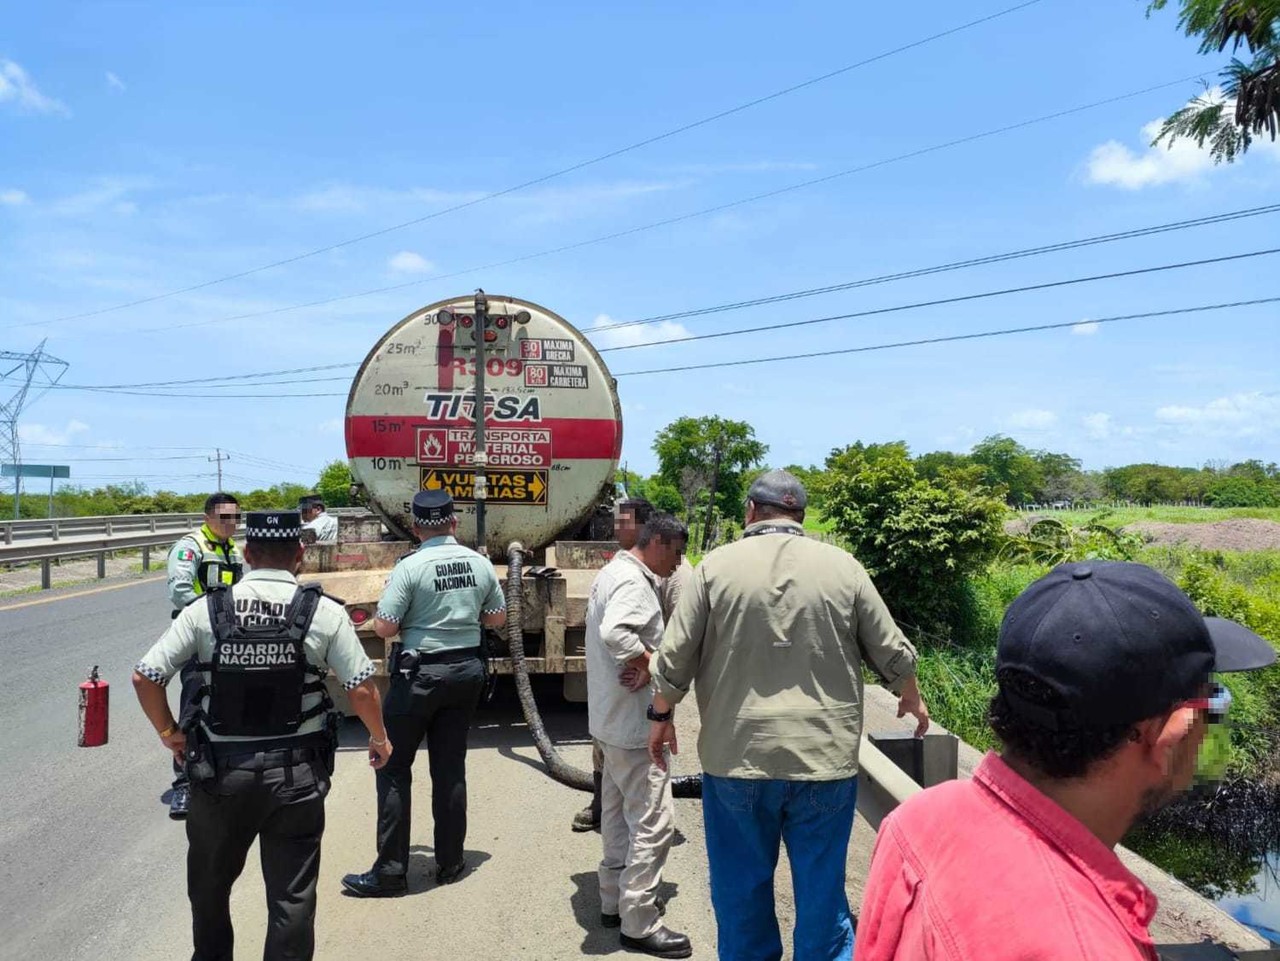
192, 584, 332, 738
184, 525, 245, 597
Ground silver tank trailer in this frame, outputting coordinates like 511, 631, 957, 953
303, 294, 624, 706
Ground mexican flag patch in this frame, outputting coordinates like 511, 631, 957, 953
176, 547, 197, 562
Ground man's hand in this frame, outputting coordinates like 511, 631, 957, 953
161, 729, 187, 763
897, 677, 930, 738
648, 720, 677, 771
368, 737, 393, 770
619, 665, 651, 692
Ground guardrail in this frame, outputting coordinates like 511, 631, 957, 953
0, 531, 190, 589
0, 506, 370, 544
0, 512, 204, 544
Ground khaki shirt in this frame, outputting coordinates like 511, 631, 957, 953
651, 519, 917, 780
136, 569, 375, 743
586, 551, 664, 751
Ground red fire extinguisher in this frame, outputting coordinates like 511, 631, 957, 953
79, 665, 109, 747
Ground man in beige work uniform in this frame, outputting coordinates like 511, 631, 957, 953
587, 514, 692, 959
648, 471, 930, 961
574, 496, 693, 833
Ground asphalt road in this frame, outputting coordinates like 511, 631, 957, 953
0, 577, 736, 961
0, 576, 1263, 960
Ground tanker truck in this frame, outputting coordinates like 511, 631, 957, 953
301, 294, 623, 784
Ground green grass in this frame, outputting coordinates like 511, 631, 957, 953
1017, 505, 1280, 527
915, 548, 1280, 783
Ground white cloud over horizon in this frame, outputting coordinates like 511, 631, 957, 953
106, 71, 126, 92
1084, 88, 1280, 190
1072, 321, 1100, 335
18, 419, 91, 446
0, 188, 29, 206
0, 58, 68, 115
589, 313, 692, 350
388, 250, 433, 274
1155, 391, 1280, 436
1007, 408, 1058, 430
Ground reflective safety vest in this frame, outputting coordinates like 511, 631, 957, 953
192, 584, 331, 738
184, 524, 244, 596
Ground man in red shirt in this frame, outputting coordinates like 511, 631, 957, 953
856, 560, 1275, 961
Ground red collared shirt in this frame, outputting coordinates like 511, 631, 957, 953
855, 752, 1159, 961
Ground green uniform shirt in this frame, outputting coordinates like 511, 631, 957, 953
376, 535, 505, 653
136, 569, 375, 743
651, 519, 918, 781
166, 524, 244, 611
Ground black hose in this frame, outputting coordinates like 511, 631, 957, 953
506, 542, 594, 792
505, 541, 703, 798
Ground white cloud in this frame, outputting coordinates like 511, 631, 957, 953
0, 188, 28, 206
1072, 321, 1100, 336
106, 71, 126, 92
1084, 87, 1278, 189
319, 417, 344, 434
1155, 391, 1280, 436
1007, 409, 1058, 430
18, 419, 90, 446
0, 58, 68, 115
1083, 412, 1113, 439
589, 313, 692, 350
50, 177, 147, 218
388, 251, 433, 274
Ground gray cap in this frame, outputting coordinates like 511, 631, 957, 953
747, 469, 807, 511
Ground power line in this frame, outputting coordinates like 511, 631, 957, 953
34, 201, 1280, 395
584, 203, 1280, 332
613, 295, 1280, 377
117, 71, 1212, 338
23, 0, 1047, 331
33, 244, 1280, 399
596, 246, 1280, 352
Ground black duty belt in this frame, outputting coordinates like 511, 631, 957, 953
415, 646, 482, 664
211, 732, 329, 768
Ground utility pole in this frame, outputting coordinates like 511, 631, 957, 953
702, 444, 723, 552
472, 290, 489, 556
208, 448, 229, 491
1, 340, 70, 518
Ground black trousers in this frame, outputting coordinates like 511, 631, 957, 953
373, 653, 484, 878
171, 658, 203, 790
187, 749, 329, 961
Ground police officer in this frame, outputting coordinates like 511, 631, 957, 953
164, 492, 246, 819
341, 489, 506, 897
133, 509, 391, 961
299, 494, 339, 545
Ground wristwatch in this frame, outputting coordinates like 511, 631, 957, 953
159, 723, 179, 739
646, 704, 673, 722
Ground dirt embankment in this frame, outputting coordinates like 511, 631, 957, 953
1125, 519, 1280, 552
1006, 517, 1280, 553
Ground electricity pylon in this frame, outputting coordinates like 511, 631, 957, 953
2, 340, 71, 516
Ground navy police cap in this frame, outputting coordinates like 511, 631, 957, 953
245, 510, 302, 541
412, 489, 455, 524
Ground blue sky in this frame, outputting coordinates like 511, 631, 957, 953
2, 0, 1278, 494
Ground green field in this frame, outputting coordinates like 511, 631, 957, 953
1015, 505, 1280, 527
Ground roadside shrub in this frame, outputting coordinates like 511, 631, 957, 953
815, 443, 1007, 634
1001, 513, 1143, 566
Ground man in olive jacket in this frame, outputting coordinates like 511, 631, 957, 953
648, 470, 929, 961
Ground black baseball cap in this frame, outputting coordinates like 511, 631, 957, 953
245, 510, 302, 543
997, 561, 1275, 730
412, 489, 455, 524
747, 470, 807, 511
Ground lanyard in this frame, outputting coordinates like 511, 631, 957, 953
742, 524, 806, 539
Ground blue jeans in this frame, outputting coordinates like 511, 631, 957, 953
702, 774, 858, 961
